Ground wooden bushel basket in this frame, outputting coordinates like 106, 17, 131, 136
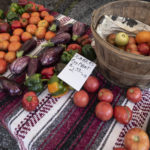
91, 0, 150, 89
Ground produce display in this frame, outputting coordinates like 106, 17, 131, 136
0, 1, 150, 150
0, 1, 96, 111
107, 31, 150, 56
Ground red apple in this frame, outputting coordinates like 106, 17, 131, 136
126, 43, 138, 52
128, 36, 136, 44
107, 33, 116, 45
137, 43, 149, 55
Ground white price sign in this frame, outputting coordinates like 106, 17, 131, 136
58, 53, 96, 91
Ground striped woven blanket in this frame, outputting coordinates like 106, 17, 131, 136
0, 13, 150, 150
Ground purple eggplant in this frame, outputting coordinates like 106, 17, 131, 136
0, 77, 22, 96
57, 23, 73, 34
27, 57, 39, 77
16, 38, 37, 57
42, 32, 71, 47
10, 56, 30, 74
40, 46, 64, 66
49, 20, 60, 32
72, 22, 86, 41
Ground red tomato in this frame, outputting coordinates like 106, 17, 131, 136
98, 88, 114, 103
22, 91, 39, 111
113, 148, 126, 150
83, 76, 100, 93
114, 106, 132, 124
126, 87, 142, 103
95, 102, 113, 121
73, 90, 89, 108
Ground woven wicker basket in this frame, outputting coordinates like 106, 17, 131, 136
91, 0, 150, 89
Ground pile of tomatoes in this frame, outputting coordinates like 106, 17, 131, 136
0, 3, 56, 75
107, 31, 150, 56
73, 75, 142, 124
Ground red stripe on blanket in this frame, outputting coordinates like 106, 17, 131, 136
42, 94, 96, 150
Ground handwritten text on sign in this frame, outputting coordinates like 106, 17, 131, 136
58, 53, 96, 91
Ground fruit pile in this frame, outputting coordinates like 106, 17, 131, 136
73, 75, 142, 124
0, 1, 57, 74
107, 31, 150, 56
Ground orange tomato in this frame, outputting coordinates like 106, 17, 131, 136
0, 51, 6, 59
136, 31, 150, 43
35, 27, 46, 39
31, 12, 40, 17
4, 51, 16, 63
21, 32, 32, 42
13, 28, 24, 36
22, 13, 30, 19
45, 31, 56, 41
29, 17, 40, 25
41, 11, 49, 18
20, 18, 28, 27
38, 20, 49, 28
26, 24, 37, 35
0, 41, 9, 51
0, 33, 10, 42
124, 128, 150, 150
44, 15, 55, 23
8, 42, 22, 52
10, 35, 20, 42
0, 59, 7, 74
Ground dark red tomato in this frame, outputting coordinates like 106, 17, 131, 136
73, 90, 89, 108
22, 91, 39, 111
98, 88, 114, 103
114, 106, 132, 124
83, 76, 100, 93
95, 101, 113, 121
113, 148, 126, 150
126, 87, 142, 103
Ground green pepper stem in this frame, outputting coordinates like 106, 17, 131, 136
41, 79, 49, 82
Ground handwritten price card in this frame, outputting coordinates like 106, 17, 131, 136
58, 53, 96, 91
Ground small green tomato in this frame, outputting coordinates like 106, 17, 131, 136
115, 32, 129, 46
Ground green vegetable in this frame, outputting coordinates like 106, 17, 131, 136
61, 50, 78, 63
10, 3, 19, 12
48, 74, 68, 97
0, 9, 4, 19
24, 74, 48, 93
18, 7, 25, 15
6, 11, 19, 23
81, 44, 96, 61
24, 4, 33, 12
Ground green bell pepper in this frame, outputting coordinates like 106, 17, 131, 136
81, 44, 96, 61
61, 49, 78, 63
24, 74, 47, 93
6, 11, 19, 23
10, 3, 20, 12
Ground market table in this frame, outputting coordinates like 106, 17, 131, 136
0, 0, 150, 150
0, 12, 150, 149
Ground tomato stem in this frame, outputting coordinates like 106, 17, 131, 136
100, 92, 103, 96
129, 89, 134, 93
26, 96, 32, 102
133, 135, 139, 142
